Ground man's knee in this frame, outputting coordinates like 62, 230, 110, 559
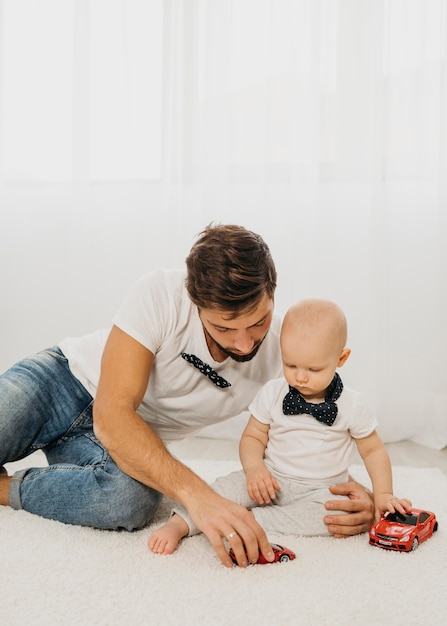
8, 462, 163, 530
93, 470, 163, 531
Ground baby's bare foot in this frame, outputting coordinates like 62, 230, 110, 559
148, 514, 189, 555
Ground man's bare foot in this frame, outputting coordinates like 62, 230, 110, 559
0, 469, 11, 506
148, 513, 189, 555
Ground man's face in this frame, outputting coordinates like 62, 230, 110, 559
199, 294, 274, 362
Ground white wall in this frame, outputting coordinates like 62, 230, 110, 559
3, 178, 445, 450
0, 181, 374, 373
1, 184, 197, 369
1, 1, 446, 450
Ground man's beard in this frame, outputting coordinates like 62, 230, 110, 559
206, 330, 267, 362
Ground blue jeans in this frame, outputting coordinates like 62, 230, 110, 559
0, 347, 162, 529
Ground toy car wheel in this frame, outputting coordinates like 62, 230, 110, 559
411, 537, 419, 551
279, 554, 290, 562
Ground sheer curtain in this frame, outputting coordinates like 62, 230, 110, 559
0, 0, 446, 448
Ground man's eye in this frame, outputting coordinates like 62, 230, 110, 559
255, 317, 269, 327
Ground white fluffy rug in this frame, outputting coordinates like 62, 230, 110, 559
1, 460, 446, 626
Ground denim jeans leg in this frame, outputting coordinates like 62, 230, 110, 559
14, 441, 163, 530
1, 347, 162, 530
0, 347, 86, 465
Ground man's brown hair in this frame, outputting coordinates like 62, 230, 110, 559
185, 224, 277, 317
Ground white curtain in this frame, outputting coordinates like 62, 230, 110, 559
0, 0, 446, 449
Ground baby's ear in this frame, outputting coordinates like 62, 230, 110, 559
338, 347, 351, 367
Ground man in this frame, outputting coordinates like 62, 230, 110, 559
0, 224, 373, 568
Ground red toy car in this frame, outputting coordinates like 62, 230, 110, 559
369, 508, 438, 552
229, 543, 296, 566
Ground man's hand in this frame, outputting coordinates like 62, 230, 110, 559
323, 481, 374, 538
188, 490, 275, 568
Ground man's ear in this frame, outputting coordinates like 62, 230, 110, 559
338, 347, 351, 368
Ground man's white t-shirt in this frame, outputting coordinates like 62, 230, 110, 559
60, 269, 283, 443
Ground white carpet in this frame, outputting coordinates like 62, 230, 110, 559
1, 460, 446, 626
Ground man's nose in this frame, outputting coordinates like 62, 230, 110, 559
233, 333, 255, 354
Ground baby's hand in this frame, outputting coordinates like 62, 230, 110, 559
374, 493, 413, 522
245, 465, 281, 505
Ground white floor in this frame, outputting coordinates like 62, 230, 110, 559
6, 438, 447, 477
169, 437, 447, 476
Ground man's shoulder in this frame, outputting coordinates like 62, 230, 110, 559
269, 313, 282, 333
258, 376, 288, 398
136, 268, 185, 289
131, 269, 187, 306
264, 375, 286, 388
262, 313, 281, 347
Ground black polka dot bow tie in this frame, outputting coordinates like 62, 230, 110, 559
282, 373, 343, 426
181, 353, 231, 388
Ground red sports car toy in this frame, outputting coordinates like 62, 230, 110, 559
229, 543, 296, 565
369, 508, 438, 552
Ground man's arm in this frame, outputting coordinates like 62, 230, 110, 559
93, 325, 274, 567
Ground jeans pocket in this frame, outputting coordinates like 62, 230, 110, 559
60, 401, 94, 441
43, 346, 68, 362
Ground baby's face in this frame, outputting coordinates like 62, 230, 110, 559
280, 329, 341, 403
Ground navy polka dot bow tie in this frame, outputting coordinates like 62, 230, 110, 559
181, 353, 231, 388
282, 373, 343, 426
